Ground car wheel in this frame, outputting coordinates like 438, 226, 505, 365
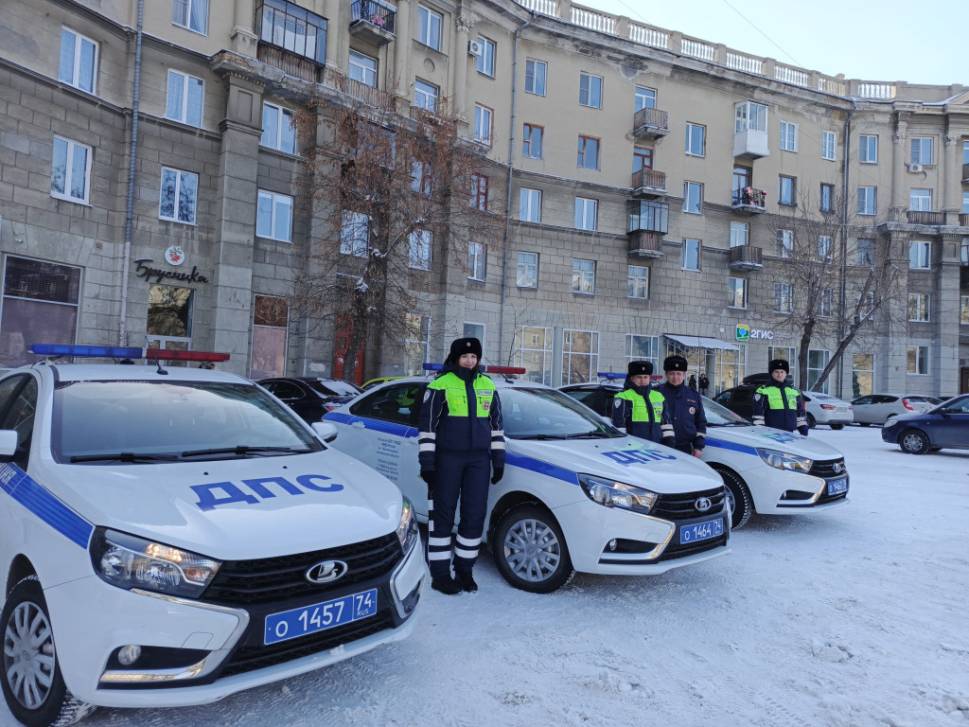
830, 423, 845, 430
899, 429, 930, 455
806, 413, 817, 429
717, 469, 753, 530
493, 504, 574, 593
1, 577, 95, 727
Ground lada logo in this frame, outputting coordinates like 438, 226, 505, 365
694, 497, 713, 513
832, 462, 844, 474
305, 560, 348, 585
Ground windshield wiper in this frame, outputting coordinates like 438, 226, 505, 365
563, 431, 615, 439
513, 434, 566, 440
70, 452, 180, 463
179, 445, 311, 459
709, 422, 752, 428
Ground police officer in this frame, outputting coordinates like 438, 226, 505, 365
611, 361, 675, 446
657, 355, 706, 456
417, 337, 504, 595
752, 359, 809, 436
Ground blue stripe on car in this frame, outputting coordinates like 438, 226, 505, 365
0, 464, 93, 548
704, 437, 758, 455
505, 452, 578, 485
325, 411, 417, 438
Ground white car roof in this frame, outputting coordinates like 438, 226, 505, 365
371, 374, 555, 391
15, 363, 250, 385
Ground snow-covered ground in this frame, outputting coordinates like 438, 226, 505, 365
5, 427, 969, 727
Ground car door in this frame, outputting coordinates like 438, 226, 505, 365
851, 396, 872, 423
872, 395, 897, 423
933, 396, 969, 447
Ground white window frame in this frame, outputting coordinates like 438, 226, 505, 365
578, 72, 603, 109
626, 334, 659, 369
729, 277, 747, 309
907, 345, 928, 375
522, 123, 543, 159
260, 102, 296, 154
50, 136, 92, 205
574, 197, 598, 231
561, 329, 599, 385
910, 136, 935, 165
158, 166, 198, 225
820, 182, 835, 213
409, 229, 432, 270
851, 353, 875, 397
821, 130, 836, 160
349, 50, 378, 87
779, 175, 796, 206
857, 186, 877, 216
685, 122, 706, 157
577, 135, 600, 170
818, 235, 833, 262
779, 120, 799, 152
819, 288, 834, 317
475, 36, 496, 77
516, 251, 539, 288
473, 104, 493, 145
729, 222, 749, 248
172, 0, 209, 35
682, 239, 701, 271
414, 79, 439, 112
855, 238, 874, 266
908, 292, 930, 322
463, 322, 486, 346
777, 229, 794, 258
417, 5, 443, 50
58, 27, 99, 94
340, 210, 369, 257
515, 326, 553, 385
960, 294, 969, 325
859, 134, 878, 164
909, 188, 933, 211
524, 58, 547, 96
634, 85, 657, 111
682, 182, 703, 214
734, 101, 768, 132
256, 190, 294, 243
519, 187, 542, 223
962, 191, 969, 214
468, 241, 486, 281
807, 349, 831, 393
571, 258, 596, 295
774, 281, 794, 313
165, 69, 204, 127
909, 240, 931, 270
627, 264, 649, 299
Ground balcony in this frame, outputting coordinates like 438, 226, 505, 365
906, 210, 946, 226
728, 244, 764, 271
256, 0, 328, 82
257, 44, 322, 83
633, 107, 670, 140
627, 200, 668, 258
350, 0, 396, 44
733, 127, 769, 160
960, 213, 969, 227
627, 231, 664, 258
631, 168, 667, 197
731, 187, 767, 214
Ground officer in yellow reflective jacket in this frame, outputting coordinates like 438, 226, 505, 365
417, 338, 504, 595
611, 360, 675, 446
752, 359, 809, 436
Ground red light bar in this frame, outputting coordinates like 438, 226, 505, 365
144, 349, 230, 362
483, 365, 526, 375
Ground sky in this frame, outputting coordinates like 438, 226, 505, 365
578, 0, 966, 87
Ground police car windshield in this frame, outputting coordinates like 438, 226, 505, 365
702, 396, 752, 426
502, 388, 623, 439
52, 380, 322, 464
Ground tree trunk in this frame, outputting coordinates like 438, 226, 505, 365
797, 318, 815, 389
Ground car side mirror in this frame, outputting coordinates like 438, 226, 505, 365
312, 421, 339, 443
0, 430, 18, 460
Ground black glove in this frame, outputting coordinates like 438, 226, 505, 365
491, 465, 504, 485
420, 469, 435, 487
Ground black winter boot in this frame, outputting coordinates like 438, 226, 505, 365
456, 571, 478, 593
431, 576, 462, 595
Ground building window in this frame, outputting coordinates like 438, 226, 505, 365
522, 124, 543, 159
820, 183, 834, 213
857, 186, 877, 215
728, 277, 747, 308
349, 50, 378, 87
50, 136, 91, 204
256, 190, 293, 242
417, 5, 442, 50
964, 140, 969, 164
779, 121, 798, 152
577, 135, 600, 170
0, 256, 81, 367
58, 27, 98, 94
475, 36, 496, 76
165, 70, 204, 127
855, 238, 874, 266
910, 137, 935, 165
730, 222, 749, 248
909, 240, 931, 270
470, 173, 488, 211
402, 314, 431, 376
818, 235, 833, 262
851, 353, 874, 397
962, 192, 969, 214
408, 229, 432, 270
473, 104, 493, 145
768, 346, 795, 370
774, 282, 793, 313
414, 79, 439, 111
634, 85, 657, 111
779, 175, 796, 206
516, 326, 552, 384
571, 258, 596, 294
777, 229, 794, 258
821, 130, 836, 160
628, 265, 649, 299
468, 241, 486, 281
409, 161, 432, 196
172, 0, 209, 34
685, 122, 706, 156
574, 197, 598, 231
579, 72, 602, 108
147, 285, 193, 343
683, 182, 703, 214
250, 295, 288, 379
633, 146, 653, 172
524, 58, 547, 96
820, 288, 833, 316
909, 188, 933, 211
519, 187, 542, 223
261, 102, 296, 154
626, 334, 659, 369
735, 101, 767, 132
961, 295, 969, 325
516, 252, 538, 288
962, 237, 969, 265
561, 330, 599, 385
340, 210, 369, 257
682, 239, 701, 271
859, 134, 878, 164
159, 167, 198, 224
908, 292, 930, 322
907, 345, 928, 375
807, 349, 830, 393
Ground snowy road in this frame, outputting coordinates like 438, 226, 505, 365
5, 427, 968, 727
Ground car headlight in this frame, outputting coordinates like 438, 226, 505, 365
756, 447, 813, 474
90, 528, 221, 599
578, 474, 658, 515
396, 498, 419, 553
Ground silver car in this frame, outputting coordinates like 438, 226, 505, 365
850, 393, 939, 425
802, 392, 853, 429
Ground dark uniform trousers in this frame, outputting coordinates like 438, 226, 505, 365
428, 453, 490, 578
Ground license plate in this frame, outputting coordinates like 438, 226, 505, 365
264, 588, 378, 646
679, 518, 724, 545
827, 477, 848, 496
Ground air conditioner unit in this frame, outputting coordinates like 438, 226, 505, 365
468, 39, 484, 57
908, 163, 924, 173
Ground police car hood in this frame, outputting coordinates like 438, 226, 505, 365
705, 424, 844, 460
53, 449, 402, 561
510, 436, 721, 494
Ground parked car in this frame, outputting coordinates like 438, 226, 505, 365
850, 393, 938, 425
881, 394, 969, 453
362, 376, 404, 391
713, 382, 850, 429
259, 377, 362, 423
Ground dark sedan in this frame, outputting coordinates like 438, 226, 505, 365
880, 395, 969, 454
258, 377, 362, 423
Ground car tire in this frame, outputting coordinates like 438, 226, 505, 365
492, 504, 574, 593
806, 413, 817, 429
717, 468, 753, 530
830, 423, 845, 431
1, 576, 96, 727
899, 429, 930, 455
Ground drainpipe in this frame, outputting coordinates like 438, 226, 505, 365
119, 0, 145, 345
497, 10, 533, 363
835, 106, 853, 399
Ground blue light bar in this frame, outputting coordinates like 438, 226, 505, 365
422, 363, 444, 372
597, 371, 627, 380
29, 343, 144, 359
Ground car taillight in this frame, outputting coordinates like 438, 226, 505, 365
902, 398, 914, 411
820, 404, 836, 410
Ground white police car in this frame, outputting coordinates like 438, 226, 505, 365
324, 367, 731, 594
0, 345, 424, 726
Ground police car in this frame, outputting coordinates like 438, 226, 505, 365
0, 345, 424, 726
561, 377, 849, 529
324, 366, 731, 594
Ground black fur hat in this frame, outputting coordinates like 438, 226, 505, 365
627, 360, 653, 377
769, 359, 790, 374
446, 337, 483, 364
663, 355, 688, 372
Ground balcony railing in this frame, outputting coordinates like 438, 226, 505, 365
350, 0, 396, 41
728, 245, 764, 270
257, 43, 321, 83
731, 187, 766, 213
627, 230, 664, 258
960, 213, 969, 227
322, 68, 393, 108
633, 107, 670, 139
906, 210, 946, 226
631, 168, 667, 196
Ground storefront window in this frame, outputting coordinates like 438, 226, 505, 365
147, 285, 193, 339
626, 334, 659, 371
852, 353, 874, 397
403, 314, 430, 376
250, 295, 288, 379
515, 326, 552, 384
561, 329, 598, 385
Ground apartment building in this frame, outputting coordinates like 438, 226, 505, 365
0, 0, 967, 395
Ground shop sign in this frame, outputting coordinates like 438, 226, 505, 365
735, 323, 774, 341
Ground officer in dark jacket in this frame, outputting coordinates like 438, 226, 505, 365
752, 359, 809, 436
417, 337, 504, 595
611, 361, 674, 446
657, 355, 707, 456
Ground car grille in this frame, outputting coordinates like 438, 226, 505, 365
658, 532, 728, 561
809, 458, 846, 478
203, 533, 403, 606
651, 487, 726, 521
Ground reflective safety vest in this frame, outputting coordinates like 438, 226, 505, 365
427, 372, 496, 418
615, 387, 665, 423
756, 384, 800, 411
